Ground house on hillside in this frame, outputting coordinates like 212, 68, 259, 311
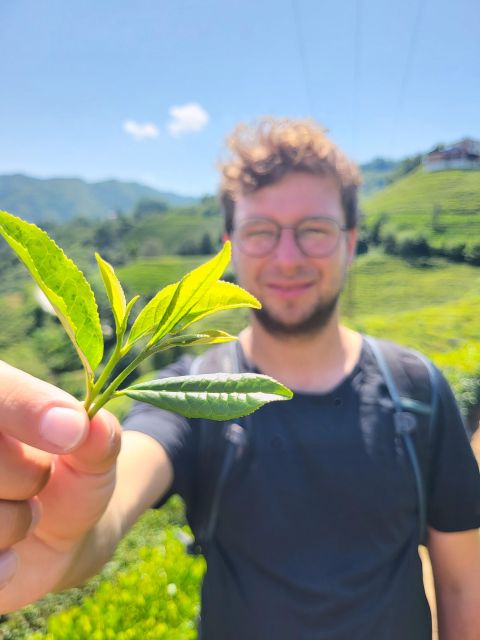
423, 138, 480, 172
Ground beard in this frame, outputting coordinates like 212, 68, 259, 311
253, 292, 340, 338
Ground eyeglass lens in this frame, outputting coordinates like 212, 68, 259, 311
236, 218, 343, 257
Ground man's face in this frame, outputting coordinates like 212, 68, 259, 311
228, 172, 357, 337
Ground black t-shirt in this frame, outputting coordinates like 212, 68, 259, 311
123, 338, 480, 640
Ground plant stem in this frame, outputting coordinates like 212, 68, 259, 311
87, 347, 152, 418
84, 340, 123, 413
83, 370, 94, 409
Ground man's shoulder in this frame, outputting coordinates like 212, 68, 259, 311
364, 335, 435, 377
362, 335, 441, 407
154, 342, 240, 380
189, 341, 241, 374
365, 334, 425, 359
156, 353, 194, 378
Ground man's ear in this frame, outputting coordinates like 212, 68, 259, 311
346, 227, 358, 265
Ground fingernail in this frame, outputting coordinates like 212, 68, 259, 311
96, 409, 118, 452
40, 407, 87, 451
0, 550, 17, 589
105, 415, 118, 451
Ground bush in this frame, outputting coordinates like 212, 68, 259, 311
31, 528, 204, 640
440, 241, 466, 262
382, 232, 397, 255
396, 234, 430, 258
0, 503, 187, 639
464, 242, 480, 266
355, 227, 369, 255
367, 213, 388, 245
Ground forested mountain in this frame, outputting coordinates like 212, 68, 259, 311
0, 143, 443, 224
0, 174, 197, 223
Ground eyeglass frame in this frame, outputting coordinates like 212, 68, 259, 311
231, 216, 350, 258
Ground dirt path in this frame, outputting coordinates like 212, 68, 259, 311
422, 428, 480, 639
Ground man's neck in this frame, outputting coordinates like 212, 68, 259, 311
239, 315, 363, 394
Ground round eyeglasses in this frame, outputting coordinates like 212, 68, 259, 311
233, 217, 348, 258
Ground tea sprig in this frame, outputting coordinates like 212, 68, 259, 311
0, 210, 292, 420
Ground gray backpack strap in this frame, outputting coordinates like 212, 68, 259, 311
364, 336, 440, 544
188, 341, 249, 555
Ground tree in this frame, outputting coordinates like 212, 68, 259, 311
133, 198, 169, 219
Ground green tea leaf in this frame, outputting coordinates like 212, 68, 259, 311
121, 373, 293, 420
128, 242, 232, 346
149, 242, 232, 343
95, 253, 127, 334
0, 210, 103, 375
171, 280, 260, 333
152, 329, 236, 352
124, 295, 140, 329
127, 282, 177, 345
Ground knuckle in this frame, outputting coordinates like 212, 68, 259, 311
20, 459, 52, 498
0, 437, 52, 501
0, 501, 32, 547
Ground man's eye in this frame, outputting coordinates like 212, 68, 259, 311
301, 226, 329, 236
247, 228, 274, 237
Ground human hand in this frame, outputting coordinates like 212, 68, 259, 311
0, 361, 121, 612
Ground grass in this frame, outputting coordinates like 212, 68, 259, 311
362, 167, 480, 218
342, 250, 480, 317
343, 251, 480, 416
116, 256, 205, 296
124, 213, 220, 258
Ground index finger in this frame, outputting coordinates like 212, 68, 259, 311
0, 361, 88, 453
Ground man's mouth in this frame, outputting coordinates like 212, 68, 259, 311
265, 282, 314, 299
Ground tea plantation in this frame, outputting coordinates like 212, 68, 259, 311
362, 168, 480, 263
1, 213, 479, 637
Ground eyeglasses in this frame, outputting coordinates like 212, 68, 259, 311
233, 216, 348, 258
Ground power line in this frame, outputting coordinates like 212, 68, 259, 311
389, 0, 426, 153
290, 0, 315, 115
352, 0, 363, 157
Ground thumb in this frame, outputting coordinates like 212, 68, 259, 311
34, 408, 121, 544
64, 409, 121, 475
0, 361, 88, 453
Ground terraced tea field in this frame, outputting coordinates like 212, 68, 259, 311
362, 168, 480, 258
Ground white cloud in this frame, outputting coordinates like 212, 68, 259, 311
123, 119, 159, 140
167, 103, 209, 137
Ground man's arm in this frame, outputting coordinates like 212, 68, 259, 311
56, 431, 174, 590
428, 526, 480, 640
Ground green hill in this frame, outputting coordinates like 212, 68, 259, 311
0, 174, 197, 223
361, 167, 480, 262
360, 158, 399, 194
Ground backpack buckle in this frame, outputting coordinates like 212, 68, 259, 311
394, 411, 417, 435
225, 423, 248, 458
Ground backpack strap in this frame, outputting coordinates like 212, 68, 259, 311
187, 341, 250, 555
364, 336, 440, 544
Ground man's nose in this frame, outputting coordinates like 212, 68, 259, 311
273, 228, 304, 264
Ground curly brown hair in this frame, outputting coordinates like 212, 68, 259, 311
219, 117, 362, 233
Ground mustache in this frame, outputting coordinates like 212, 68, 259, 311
253, 294, 340, 338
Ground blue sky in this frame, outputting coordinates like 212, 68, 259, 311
1, 0, 479, 196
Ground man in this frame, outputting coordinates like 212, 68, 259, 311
0, 118, 479, 639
